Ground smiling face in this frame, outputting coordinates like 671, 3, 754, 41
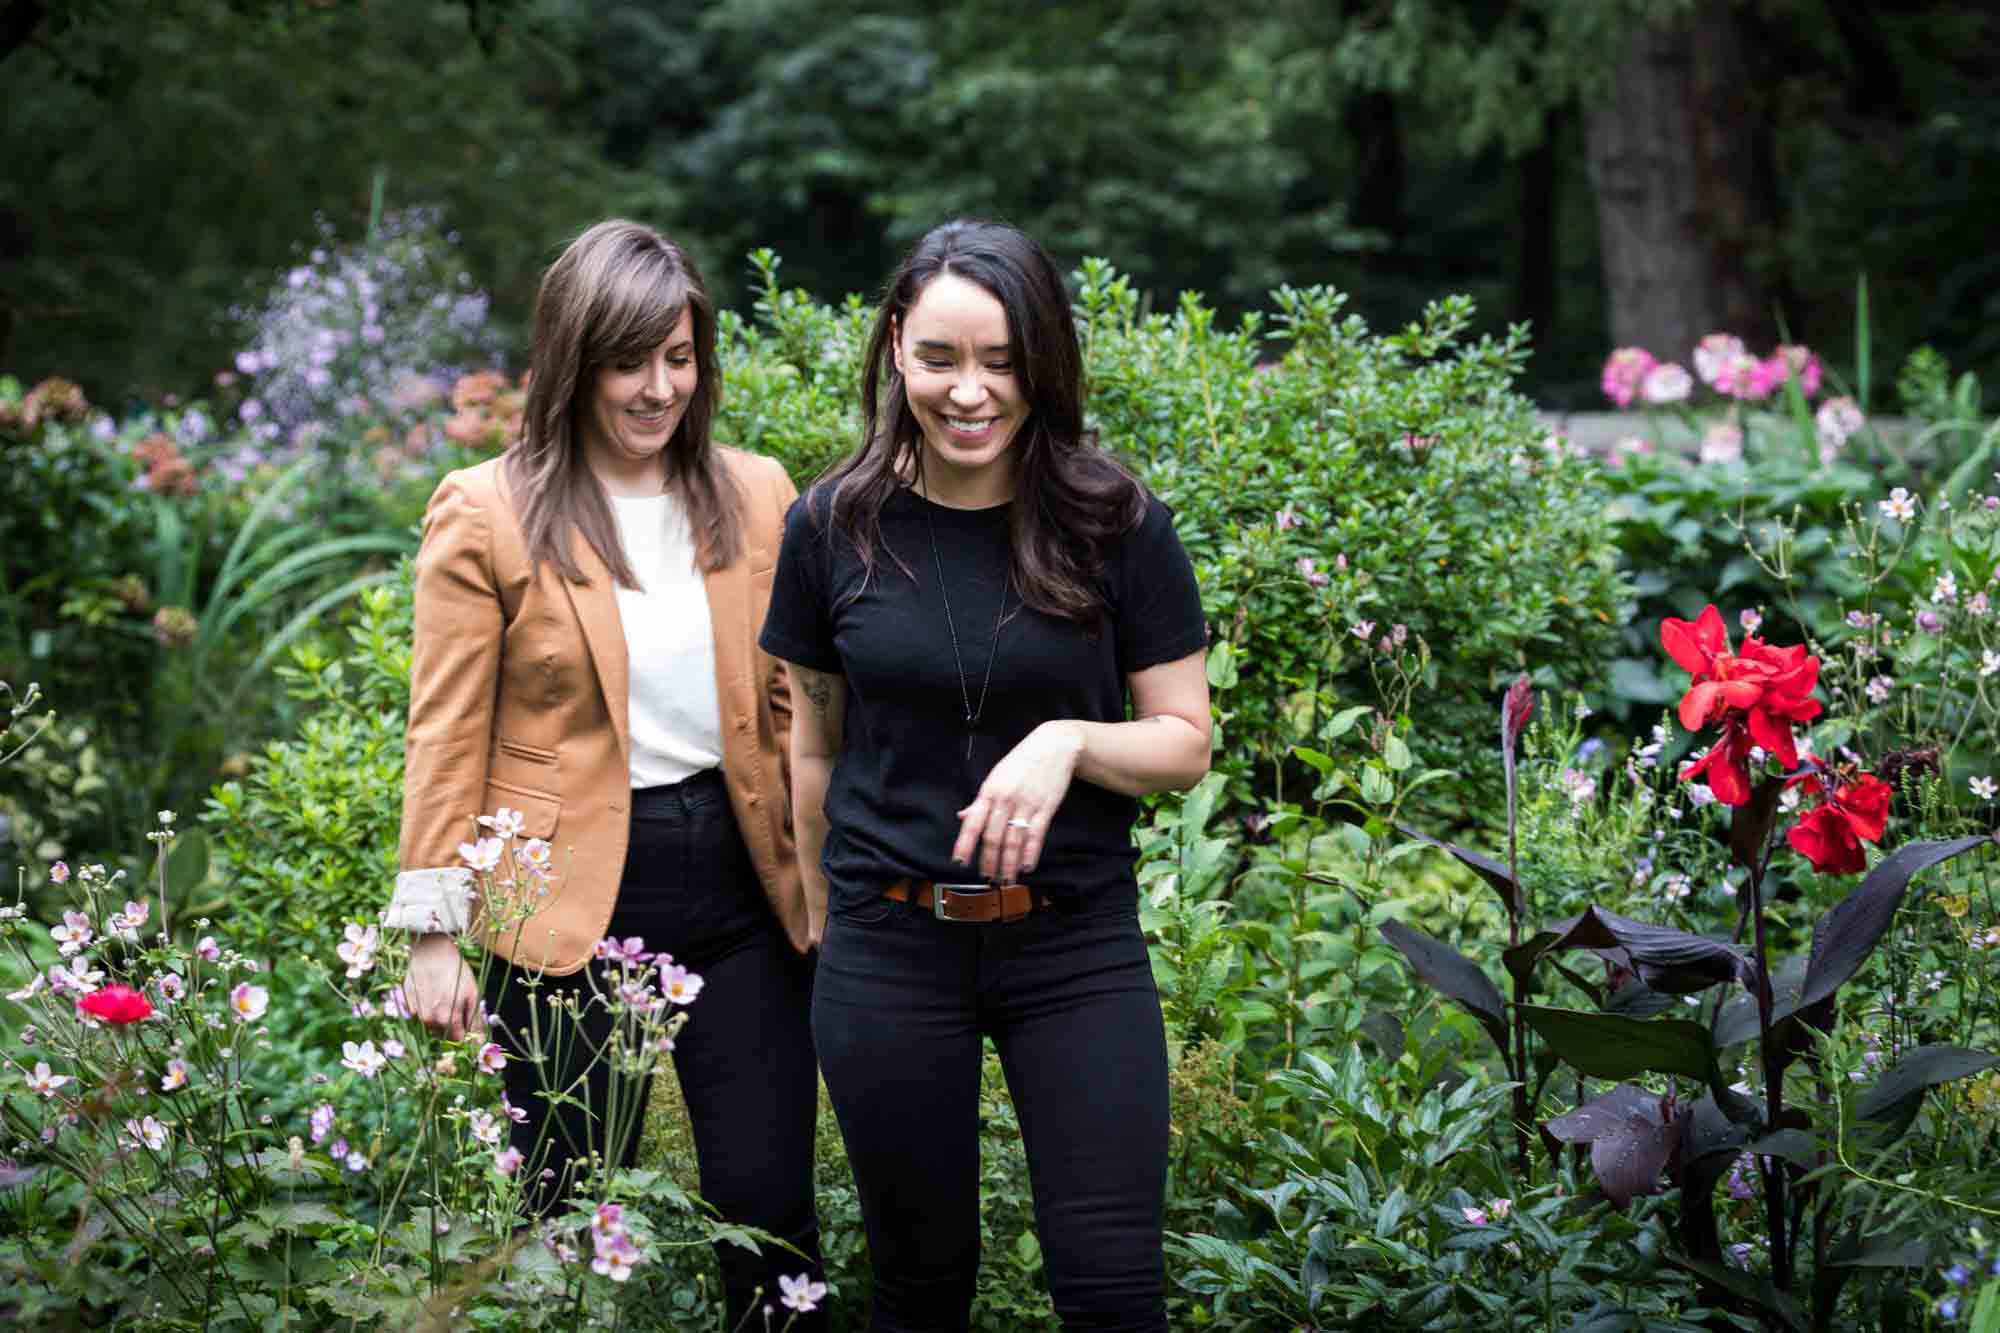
891, 272, 1027, 503
581, 306, 698, 490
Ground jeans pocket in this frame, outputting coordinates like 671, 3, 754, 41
830, 893, 900, 928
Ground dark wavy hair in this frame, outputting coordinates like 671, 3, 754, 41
505, 219, 738, 586
816, 219, 1147, 624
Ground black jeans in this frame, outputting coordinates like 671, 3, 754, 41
813, 889, 1170, 1332
484, 767, 825, 1330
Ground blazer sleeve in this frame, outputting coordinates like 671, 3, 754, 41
763, 458, 801, 817
383, 472, 504, 933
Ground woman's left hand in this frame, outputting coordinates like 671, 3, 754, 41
952, 721, 1084, 883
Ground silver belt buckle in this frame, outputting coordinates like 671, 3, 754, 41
932, 882, 994, 923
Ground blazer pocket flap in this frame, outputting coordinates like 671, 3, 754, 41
481, 778, 561, 839
497, 738, 558, 765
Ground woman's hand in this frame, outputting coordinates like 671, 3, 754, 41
403, 933, 483, 1040
952, 721, 1084, 883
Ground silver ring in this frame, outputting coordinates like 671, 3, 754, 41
1006, 817, 1033, 831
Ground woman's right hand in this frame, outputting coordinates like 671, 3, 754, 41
403, 933, 483, 1040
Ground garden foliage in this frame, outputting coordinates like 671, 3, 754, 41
7, 241, 2000, 1329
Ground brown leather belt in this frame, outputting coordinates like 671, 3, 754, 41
883, 878, 1039, 923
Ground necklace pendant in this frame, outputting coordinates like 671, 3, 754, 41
965, 732, 975, 762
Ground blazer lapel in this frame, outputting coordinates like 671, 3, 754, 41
561, 530, 632, 765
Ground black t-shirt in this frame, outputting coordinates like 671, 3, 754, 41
758, 484, 1208, 910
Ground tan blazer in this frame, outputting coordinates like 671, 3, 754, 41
384, 449, 803, 976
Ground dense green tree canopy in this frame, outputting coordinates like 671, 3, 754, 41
3, 0, 1995, 403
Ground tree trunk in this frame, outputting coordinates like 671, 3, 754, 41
1514, 105, 1562, 342
0, 2, 47, 69
1582, 2, 1778, 361
1345, 89, 1406, 244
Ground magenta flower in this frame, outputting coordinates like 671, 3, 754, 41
476, 1043, 508, 1075
1768, 344, 1822, 397
1600, 347, 1657, 407
1295, 556, 1329, 588
1714, 353, 1775, 401
48, 861, 69, 885
495, 1146, 524, 1176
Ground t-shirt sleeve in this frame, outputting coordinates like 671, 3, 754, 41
758, 489, 843, 673
1114, 494, 1209, 674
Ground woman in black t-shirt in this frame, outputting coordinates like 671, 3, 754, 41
760, 219, 1210, 1332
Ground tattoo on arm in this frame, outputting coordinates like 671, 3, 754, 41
798, 669, 833, 716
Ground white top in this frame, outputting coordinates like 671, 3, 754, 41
609, 491, 723, 788
380, 491, 723, 935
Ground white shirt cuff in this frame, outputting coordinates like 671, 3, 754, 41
382, 867, 475, 934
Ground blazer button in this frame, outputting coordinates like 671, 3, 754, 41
747, 793, 761, 806
736, 715, 749, 731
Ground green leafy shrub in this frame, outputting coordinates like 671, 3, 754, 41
2, 378, 410, 840
204, 578, 411, 961
708, 258, 1632, 804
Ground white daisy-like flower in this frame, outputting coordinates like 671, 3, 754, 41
458, 837, 504, 873
229, 982, 269, 1023
24, 1061, 71, 1097
340, 1040, 387, 1079
477, 807, 526, 839
1878, 488, 1918, 522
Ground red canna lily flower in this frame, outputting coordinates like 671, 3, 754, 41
1785, 772, 1891, 874
1679, 720, 1757, 806
1661, 605, 1823, 802
76, 984, 154, 1025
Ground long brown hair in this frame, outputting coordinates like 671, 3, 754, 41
506, 219, 740, 586
818, 219, 1146, 624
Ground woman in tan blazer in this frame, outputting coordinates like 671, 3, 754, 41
383, 219, 824, 1328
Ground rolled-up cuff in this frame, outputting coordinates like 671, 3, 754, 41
382, 867, 474, 934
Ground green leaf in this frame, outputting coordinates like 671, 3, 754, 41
1292, 745, 1334, 777
1520, 1006, 1714, 1082
1359, 764, 1394, 805
165, 826, 210, 895
1323, 704, 1372, 739
1204, 637, 1239, 690
1608, 657, 1676, 706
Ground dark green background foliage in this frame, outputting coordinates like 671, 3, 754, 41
6, 1, 1999, 406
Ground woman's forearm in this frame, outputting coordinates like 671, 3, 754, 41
792, 752, 833, 930
1057, 715, 1210, 797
